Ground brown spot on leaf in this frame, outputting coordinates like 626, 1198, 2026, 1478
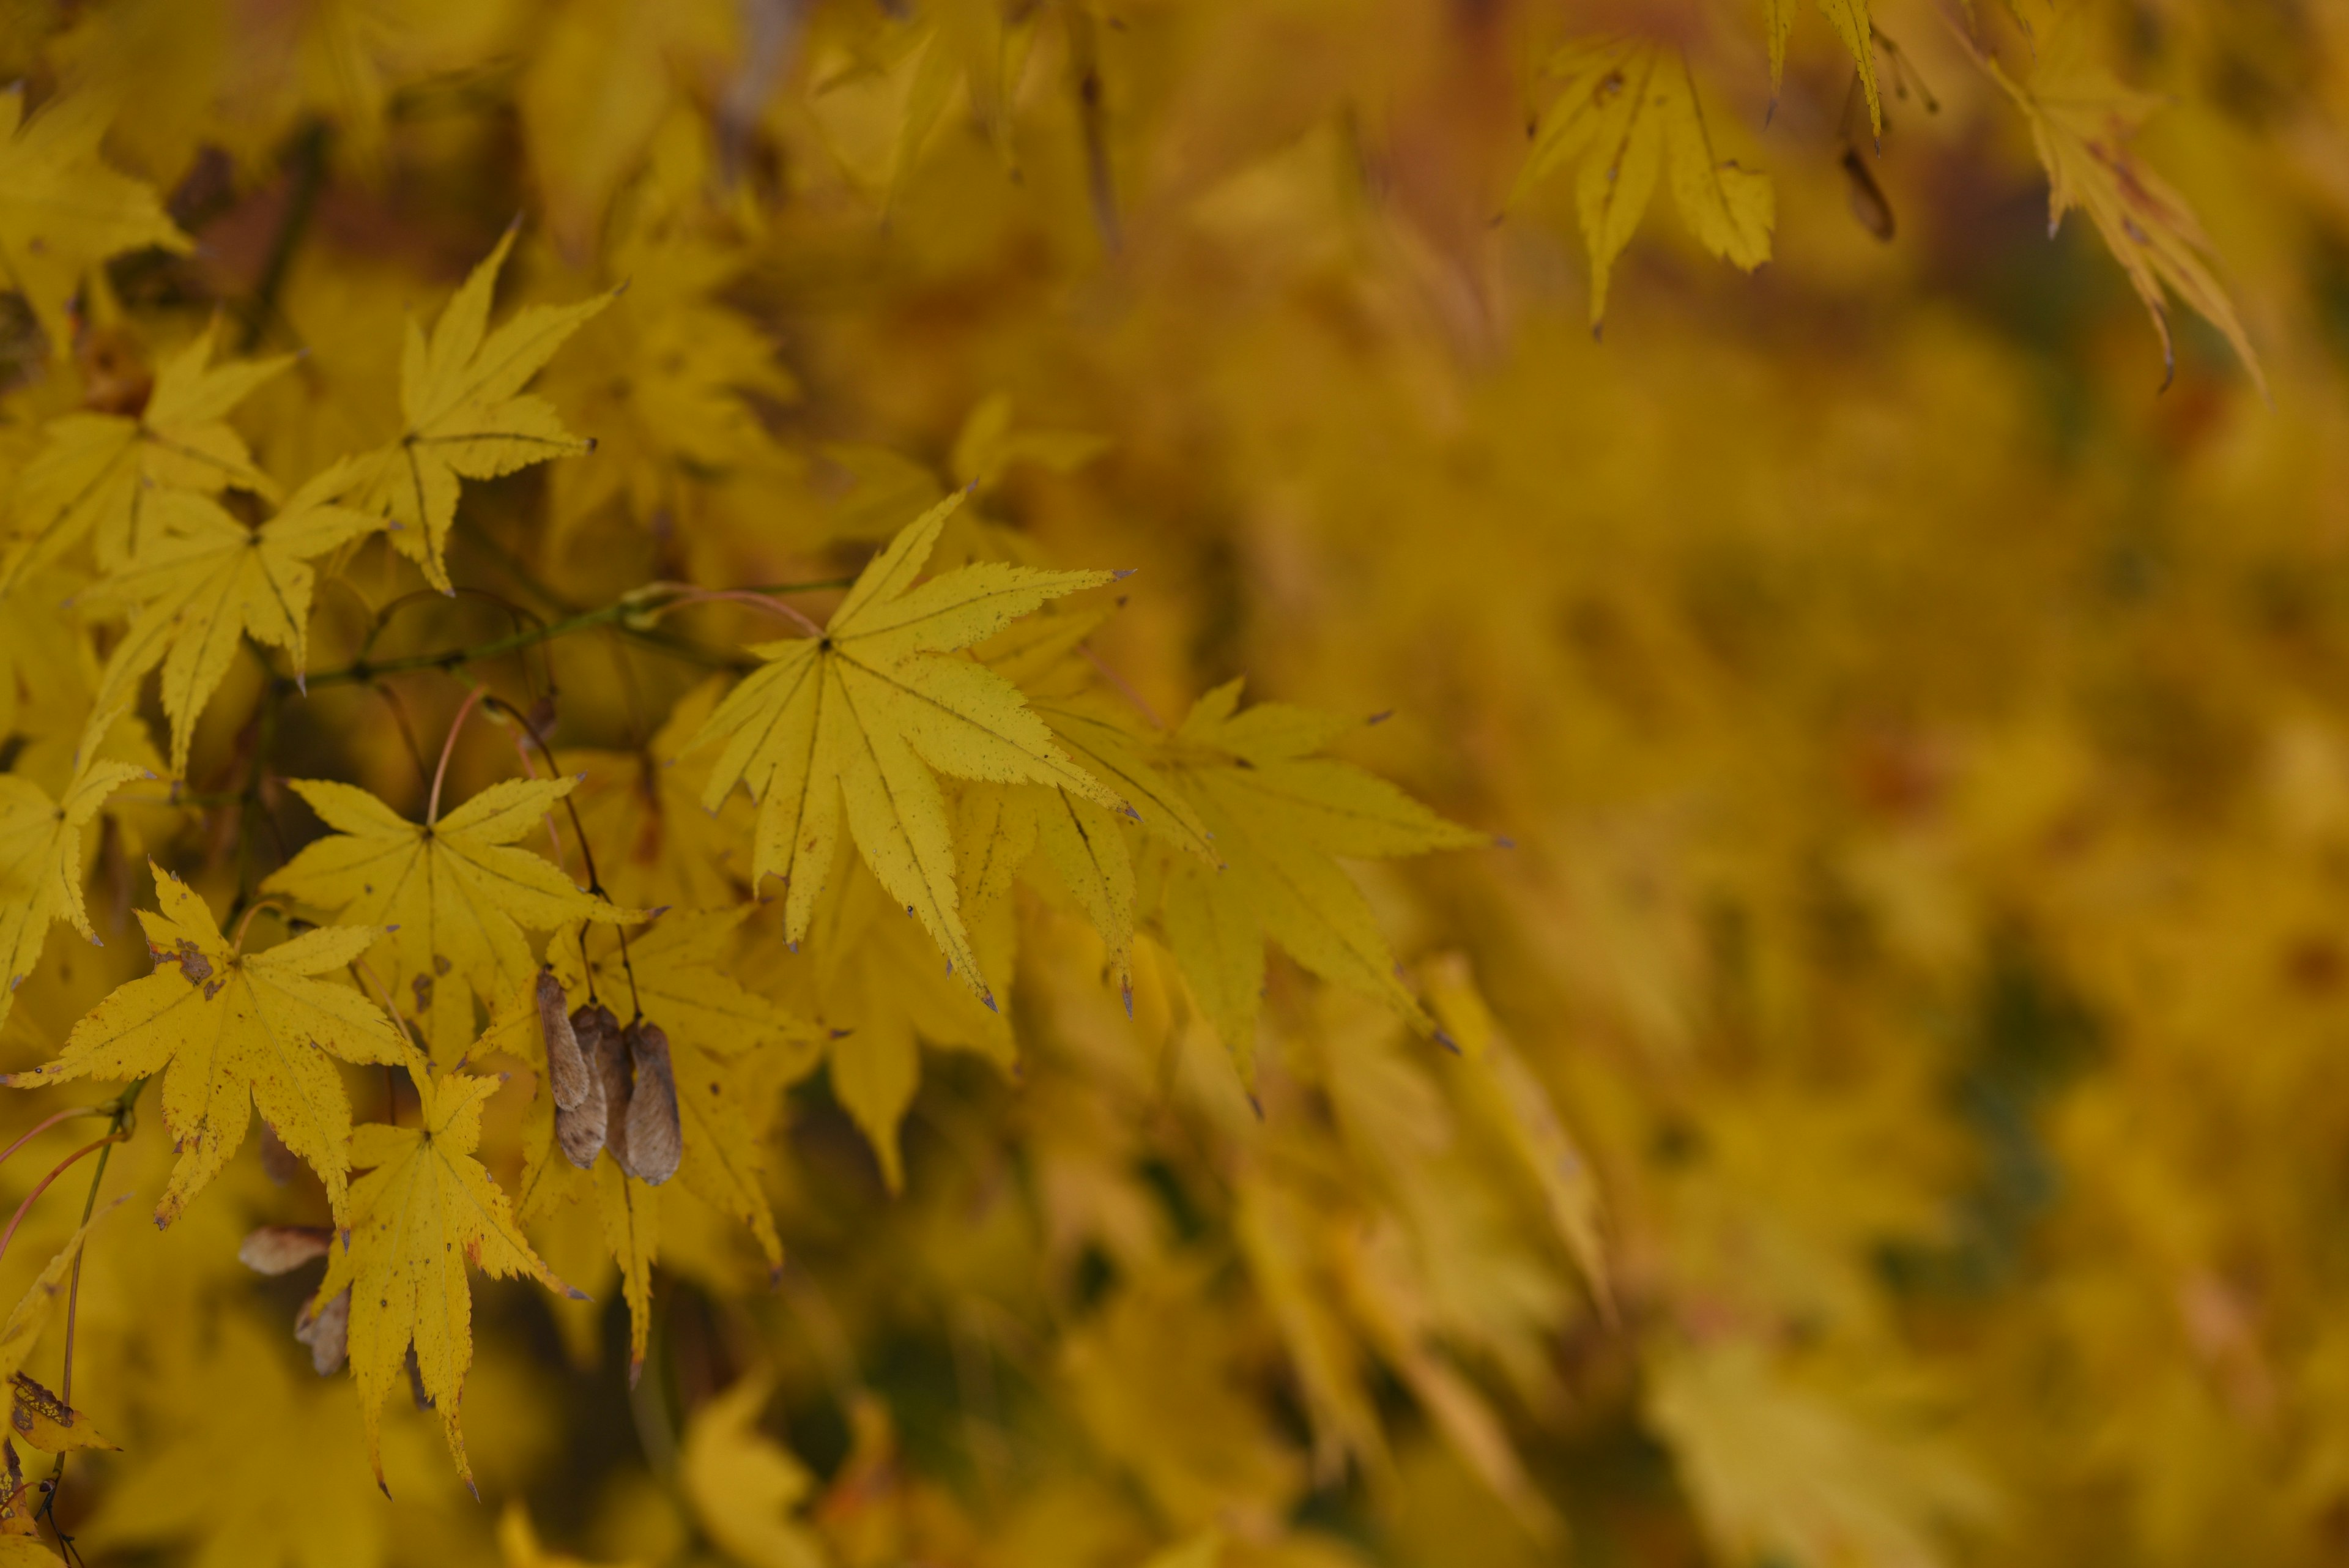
161, 939, 212, 987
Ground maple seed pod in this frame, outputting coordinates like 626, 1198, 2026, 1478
618, 1019, 682, 1185
537, 970, 594, 1113
587, 999, 633, 1167
558, 1002, 617, 1169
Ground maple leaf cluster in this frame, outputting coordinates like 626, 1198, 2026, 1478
0, 1, 2330, 1566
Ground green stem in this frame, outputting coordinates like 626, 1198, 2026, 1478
289, 572, 855, 693
293, 594, 662, 689
453, 525, 755, 671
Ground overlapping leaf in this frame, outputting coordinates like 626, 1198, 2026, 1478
265, 775, 642, 1063
566, 681, 755, 910
0, 87, 188, 355
979, 612, 1217, 996
0, 1202, 121, 1387
0, 707, 144, 1030
1, 321, 289, 590
90, 462, 378, 773
1152, 683, 1484, 1079
690, 492, 1124, 1003
5, 866, 406, 1225
1984, 20, 2265, 394
1512, 39, 1775, 333
340, 229, 612, 590
314, 1065, 574, 1489
1764, 0, 1880, 134
508, 912, 818, 1369
680, 1372, 828, 1568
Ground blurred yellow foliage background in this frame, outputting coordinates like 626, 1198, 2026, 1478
0, 1, 2344, 1565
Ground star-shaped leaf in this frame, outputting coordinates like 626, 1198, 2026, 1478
1154, 683, 1486, 1081
1510, 39, 1773, 334
89, 462, 379, 773
313, 1066, 575, 1490
1762, 1, 1880, 136
0, 322, 290, 592
981, 619, 1220, 998
265, 775, 643, 1064
1983, 19, 2265, 395
0, 707, 144, 1031
1, 319, 290, 590
340, 228, 613, 591
4, 866, 407, 1226
689, 492, 1123, 1003
0, 86, 188, 357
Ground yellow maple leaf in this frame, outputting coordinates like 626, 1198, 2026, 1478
0, 1200, 121, 1386
689, 492, 1123, 1003
781, 854, 1011, 1193
6, 1371, 116, 1455
1764, 0, 1881, 135
0, 707, 145, 1031
517, 0, 738, 256
340, 228, 613, 591
1645, 1340, 1995, 1568
1423, 954, 1611, 1315
505, 912, 815, 1373
500, 1498, 644, 1568
566, 680, 757, 910
0, 321, 290, 590
0, 1443, 50, 1555
316, 1064, 576, 1490
1154, 683, 1483, 1079
1061, 1259, 1305, 1531
981, 626, 1220, 997
531, 912, 815, 1265
1982, 20, 2266, 395
949, 392, 1108, 494
6, 866, 406, 1225
83, 1302, 447, 1563
507, 940, 793, 1382
264, 775, 642, 1063
539, 189, 796, 553
680, 1372, 828, 1568
0, 87, 187, 357
1512, 39, 1775, 334
89, 462, 379, 774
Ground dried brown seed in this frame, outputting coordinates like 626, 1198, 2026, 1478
237, 1224, 335, 1275
559, 1001, 618, 1168
297, 1287, 351, 1376
618, 1018, 681, 1185
538, 970, 593, 1112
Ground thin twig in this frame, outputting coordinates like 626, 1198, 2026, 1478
228, 897, 288, 953
428, 686, 490, 826
482, 694, 643, 1020
39, 1080, 143, 1554
0, 1109, 112, 1176
657, 587, 824, 637
0, 1132, 128, 1273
